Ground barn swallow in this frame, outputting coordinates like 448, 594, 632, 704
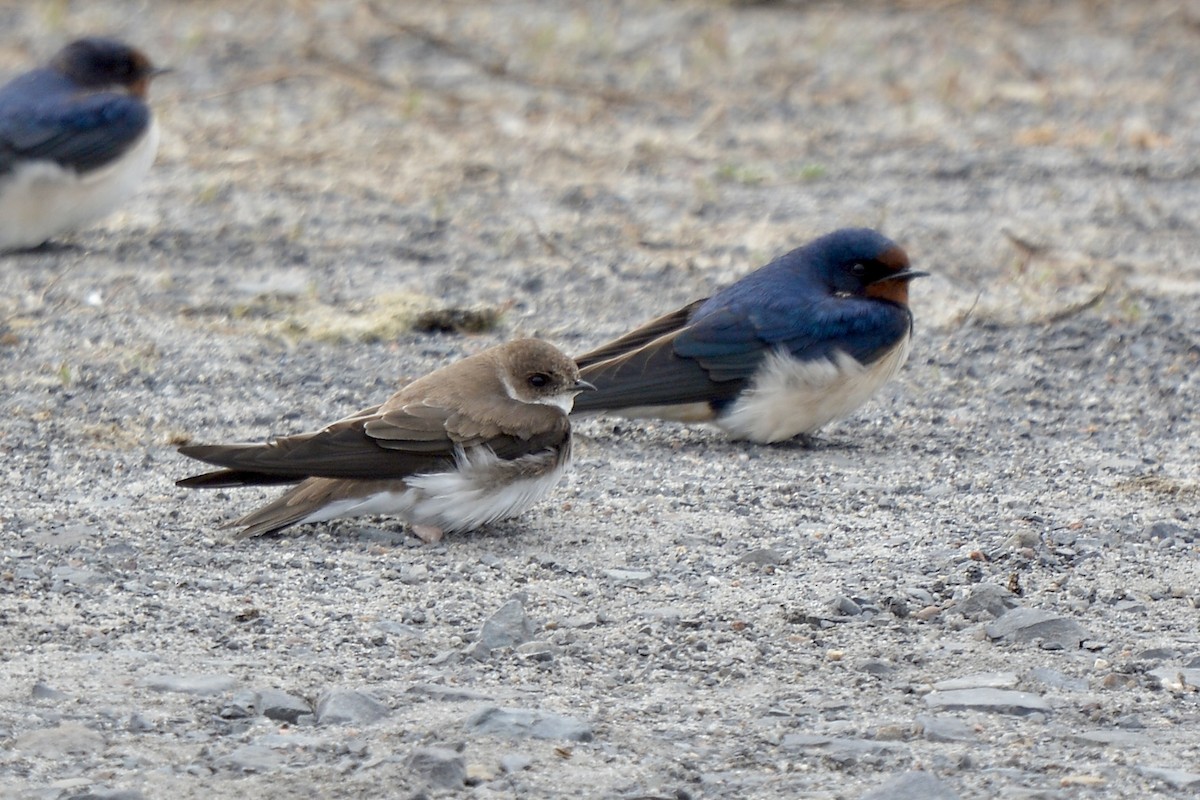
177, 339, 594, 542
0, 37, 167, 251
572, 228, 926, 443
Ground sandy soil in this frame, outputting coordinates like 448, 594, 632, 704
1, 1, 1198, 798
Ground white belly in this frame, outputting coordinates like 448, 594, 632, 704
717, 336, 913, 443
297, 444, 569, 535
0, 119, 159, 250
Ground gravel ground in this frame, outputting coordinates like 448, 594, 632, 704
2, 1, 1199, 798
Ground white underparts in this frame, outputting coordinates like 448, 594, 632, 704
717, 337, 913, 442
296, 443, 568, 535
0, 120, 159, 250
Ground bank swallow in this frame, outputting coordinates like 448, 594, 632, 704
572, 228, 926, 443
178, 339, 594, 542
0, 37, 166, 251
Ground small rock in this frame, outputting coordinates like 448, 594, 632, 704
257, 688, 312, 723
466, 706, 593, 742
1028, 667, 1088, 691
778, 735, 904, 765
69, 790, 145, 800
860, 660, 896, 676
499, 753, 532, 773
737, 548, 785, 566
603, 568, 653, 583
986, 608, 1088, 649
1138, 766, 1200, 789
215, 744, 284, 773
219, 689, 258, 719
916, 715, 977, 743
924, 688, 1049, 715
860, 771, 960, 800
407, 746, 466, 788
140, 674, 238, 696
831, 595, 862, 616
932, 672, 1018, 691
1072, 730, 1152, 748
516, 641, 559, 661
408, 684, 492, 702
473, 598, 536, 658
1148, 667, 1200, 691
956, 583, 1018, 618
315, 688, 389, 725
31, 681, 70, 701
14, 723, 104, 757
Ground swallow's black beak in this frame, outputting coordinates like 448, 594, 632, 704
871, 269, 929, 284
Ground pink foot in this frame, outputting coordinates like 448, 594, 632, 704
411, 524, 445, 544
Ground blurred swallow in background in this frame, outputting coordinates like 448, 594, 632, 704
572, 228, 926, 443
0, 37, 167, 251
177, 339, 595, 543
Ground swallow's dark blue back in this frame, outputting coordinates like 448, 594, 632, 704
0, 68, 150, 176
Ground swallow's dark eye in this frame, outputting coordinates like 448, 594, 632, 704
849, 263, 867, 277
528, 373, 550, 388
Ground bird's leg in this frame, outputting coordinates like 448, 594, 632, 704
411, 524, 445, 544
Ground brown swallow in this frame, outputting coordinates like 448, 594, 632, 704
177, 339, 594, 542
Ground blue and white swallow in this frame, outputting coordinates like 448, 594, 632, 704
572, 228, 927, 443
0, 37, 167, 251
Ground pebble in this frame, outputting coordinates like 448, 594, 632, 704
603, 568, 653, 583
916, 715, 977, 743
1027, 667, 1088, 691
215, 744, 285, 773
779, 734, 905, 761
986, 608, 1088, 649
932, 672, 1019, 691
924, 688, 1049, 715
1148, 667, 1200, 691
472, 597, 535, 659
257, 688, 313, 723
499, 753, 532, 773
69, 790, 145, 800
860, 770, 960, 800
1072, 730, 1153, 748
315, 688, 389, 725
139, 674, 238, 696
466, 706, 593, 742
956, 583, 1019, 618
737, 548, 785, 566
30, 681, 70, 701
1137, 766, 1200, 789
408, 684, 493, 702
406, 746, 466, 788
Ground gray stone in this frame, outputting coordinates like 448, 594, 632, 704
474, 598, 536, 657
215, 744, 285, 773
31, 681, 70, 700
406, 746, 466, 788
14, 723, 104, 756
604, 568, 653, 583
499, 753, 532, 773
1148, 667, 1200, 691
220, 689, 258, 719
924, 688, 1049, 716
916, 715, 977, 743
1137, 766, 1200, 789
737, 548, 785, 566
986, 608, 1088, 649
69, 790, 145, 800
1072, 730, 1152, 747
956, 583, 1018, 618
779, 735, 904, 766
933, 672, 1018, 691
467, 706, 593, 741
408, 683, 492, 702
860, 771, 960, 800
139, 674, 238, 696
1028, 667, 1088, 691
372, 620, 424, 639
257, 688, 312, 723
315, 688, 389, 725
